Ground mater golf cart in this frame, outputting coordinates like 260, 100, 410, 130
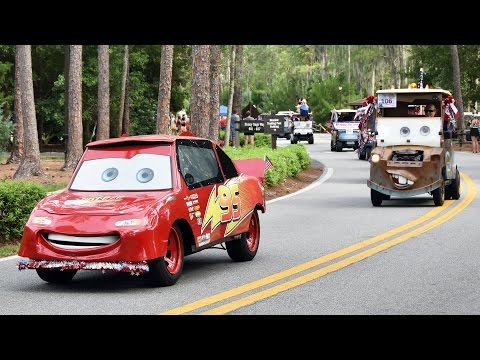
367, 88, 461, 206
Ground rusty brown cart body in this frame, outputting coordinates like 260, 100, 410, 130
367, 88, 461, 206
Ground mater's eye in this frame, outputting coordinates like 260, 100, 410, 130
420, 125, 430, 136
102, 168, 118, 182
137, 168, 154, 183
400, 127, 410, 136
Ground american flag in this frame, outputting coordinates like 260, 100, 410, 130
264, 155, 273, 172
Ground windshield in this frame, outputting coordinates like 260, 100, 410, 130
337, 112, 356, 122
331, 110, 357, 122
70, 153, 173, 191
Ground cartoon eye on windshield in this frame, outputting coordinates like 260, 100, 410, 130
102, 168, 119, 182
400, 127, 410, 137
137, 168, 154, 183
420, 126, 430, 136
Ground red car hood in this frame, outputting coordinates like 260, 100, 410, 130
38, 190, 171, 215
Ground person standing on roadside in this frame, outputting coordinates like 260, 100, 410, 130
242, 110, 255, 146
230, 109, 238, 146
470, 116, 480, 153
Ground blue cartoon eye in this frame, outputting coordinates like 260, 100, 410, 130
137, 168, 154, 183
420, 126, 430, 136
400, 127, 410, 136
101, 168, 118, 182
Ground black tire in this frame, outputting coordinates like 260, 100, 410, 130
285, 134, 291, 140
226, 211, 260, 262
432, 181, 445, 206
371, 189, 383, 206
330, 140, 335, 151
358, 148, 366, 160
291, 136, 298, 144
365, 147, 372, 161
147, 224, 184, 286
335, 141, 343, 152
36, 268, 77, 284
446, 167, 460, 200
308, 135, 314, 144
451, 168, 461, 200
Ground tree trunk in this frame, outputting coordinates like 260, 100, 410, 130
370, 66, 376, 96
233, 45, 243, 147
225, 46, 236, 147
97, 45, 110, 140
156, 45, 174, 134
8, 49, 24, 164
118, 45, 129, 137
233, 45, 243, 115
347, 45, 351, 94
209, 45, 221, 142
190, 45, 210, 138
122, 63, 130, 135
450, 45, 465, 142
400, 45, 407, 87
64, 45, 69, 160
63, 45, 83, 171
14, 45, 44, 178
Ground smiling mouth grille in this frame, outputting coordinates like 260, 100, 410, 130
46, 233, 119, 249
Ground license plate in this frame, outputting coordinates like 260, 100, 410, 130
346, 141, 354, 145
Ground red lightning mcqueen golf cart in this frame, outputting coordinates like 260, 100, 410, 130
18, 134, 266, 286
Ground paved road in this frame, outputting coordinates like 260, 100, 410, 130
2, 133, 479, 315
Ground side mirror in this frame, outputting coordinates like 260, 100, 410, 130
184, 173, 195, 185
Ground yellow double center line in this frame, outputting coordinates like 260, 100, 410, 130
162, 173, 476, 315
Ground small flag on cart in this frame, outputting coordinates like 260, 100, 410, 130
264, 155, 273, 172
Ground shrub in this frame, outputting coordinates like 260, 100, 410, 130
0, 181, 46, 244
224, 142, 310, 188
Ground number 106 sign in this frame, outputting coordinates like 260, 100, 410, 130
378, 93, 397, 108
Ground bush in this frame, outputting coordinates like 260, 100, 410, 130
224, 142, 310, 188
0, 181, 46, 244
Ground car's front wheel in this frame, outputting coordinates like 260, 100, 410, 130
36, 268, 77, 284
445, 167, 460, 200
226, 211, 260, 262
336, 141, 343, 152
148, 224, 184, 286
371, 189, 383, 206
432, 181, 445, 206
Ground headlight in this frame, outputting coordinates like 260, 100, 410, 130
32, 216, 52, 225
115, 219, 142, 227
371, 154, 380, 163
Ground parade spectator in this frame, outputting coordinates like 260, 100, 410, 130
243, 110, 255, 146
230, 109, 238, 146
470, 116, 479, 153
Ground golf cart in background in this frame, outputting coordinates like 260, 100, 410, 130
367, 88, 461, 207
329, 109, 359, 151
290, 113, 314, 144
